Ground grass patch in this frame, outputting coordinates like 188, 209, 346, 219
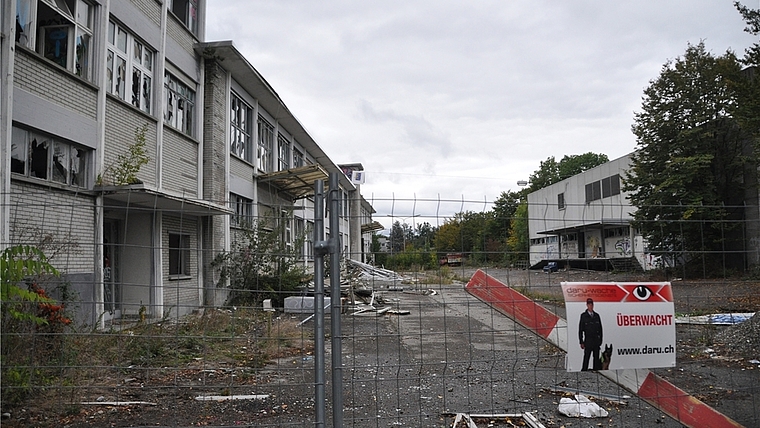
512, 285, 565, 303
1, 308, 312, 409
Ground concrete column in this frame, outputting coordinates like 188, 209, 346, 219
350, 186, 362, 260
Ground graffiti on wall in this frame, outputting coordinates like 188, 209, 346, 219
587, 236, 600, 258
544, 244, 559, 259
614, 237, 632, 256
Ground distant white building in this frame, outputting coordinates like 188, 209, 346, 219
527, 154, 654, 271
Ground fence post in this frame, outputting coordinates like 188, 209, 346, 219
328, 172, 343, 427
313, 179, 326, 428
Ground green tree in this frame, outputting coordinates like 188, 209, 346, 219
412, 222, 436, 250
212, 218, 308, 306
624, 42, 750, 271
507, 202, 529, 264
528, 157, 560, 190
434, 219, 461, 253
389, 221, 406, 253
528, 153, 609, 192
486, 190, 525, 245
557, 153, 609, 180
733, 2, 760, 142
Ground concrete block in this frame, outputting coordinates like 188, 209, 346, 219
283, 296, 331, 314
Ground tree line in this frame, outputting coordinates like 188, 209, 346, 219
373, 153, 610, 269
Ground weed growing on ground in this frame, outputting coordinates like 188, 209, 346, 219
1, 308, 313, 411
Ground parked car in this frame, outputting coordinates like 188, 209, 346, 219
543, 262, 559, 273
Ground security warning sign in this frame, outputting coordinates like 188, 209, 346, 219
562, 282, 676, 372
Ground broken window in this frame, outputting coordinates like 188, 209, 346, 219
293, 147, 304, 168
106, 20, 153, 113
11, 127, 28, 174
11, 125, 89, 187
278, 133, 290, 171
164, 72, 195, 136
257, 116, 274, 172
17, 0, 94, 80
306, 220, 314, 260
231, 193, 253, 227
294, 218, 305, 257
168, 233, 190, 276
230, 93, 253, 162
169, 0, 198, 36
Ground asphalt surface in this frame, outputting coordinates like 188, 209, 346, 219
333, 282, 691, 427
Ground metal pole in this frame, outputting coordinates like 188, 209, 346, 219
313, 180, 326, 428
329, 172, 343, 427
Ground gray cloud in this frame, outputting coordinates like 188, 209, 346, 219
207, 0, 758, 218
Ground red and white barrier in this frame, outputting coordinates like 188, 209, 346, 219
465, 269, 743, 428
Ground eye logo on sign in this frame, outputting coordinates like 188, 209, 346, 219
632, 285, 653, 301
616, 283, 672, 302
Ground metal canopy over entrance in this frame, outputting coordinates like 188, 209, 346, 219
361, 221, 385, 234
98, 185, 232, 216
259, 164, 329, 199
535, 219, 630, 236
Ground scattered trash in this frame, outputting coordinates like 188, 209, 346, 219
351, 306, 391, 317
81, 401, 157, 406
548, 386, 629, 405
452, 413, 478, 428
446, 412, 547, 428
749, 359, 760, 364
674, 312, 755, 325
194, 394, 269, 402
557, 394, 609, 418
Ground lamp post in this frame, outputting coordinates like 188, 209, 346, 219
388, 214, 421, 253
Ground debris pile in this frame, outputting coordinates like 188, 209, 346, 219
344, 259, 410, 289
714, 311, 759, 357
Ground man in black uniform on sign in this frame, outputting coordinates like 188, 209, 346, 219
579, 298, 603, 371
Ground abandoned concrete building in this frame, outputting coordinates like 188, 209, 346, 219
1, 0, 376, 327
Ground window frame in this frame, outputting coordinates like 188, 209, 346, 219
230, 92, 253, 162
164, 72, 196, 137
16, 0, 94, 80
585, 181, 602, 203
557, 192, 565, 210
257, 116, 274, 172
169, 0, 198, 35
602, 174, 621, 198
231, 193, 253, 228
293, 147, 304, 168
106, 20, 154, 113
277, 133, 291, 171
11, 125, 89, 188
168, 232, 190, 277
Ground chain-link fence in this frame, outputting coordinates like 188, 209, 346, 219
2, 192, 759, 427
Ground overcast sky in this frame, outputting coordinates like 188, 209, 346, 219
206, 1, 758, 229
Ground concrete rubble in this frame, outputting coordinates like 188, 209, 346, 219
557, 394, 609, 418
